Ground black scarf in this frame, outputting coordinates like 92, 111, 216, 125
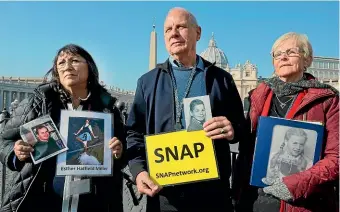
264, 73, 339, 97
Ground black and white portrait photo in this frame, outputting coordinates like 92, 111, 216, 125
183, 95, 212, 131
262, 126, 316, 185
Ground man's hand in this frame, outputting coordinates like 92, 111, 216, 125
108, 137, 123, 159
136, 171, 162, 197
203, 116, 234, 140
14, 140, 33, 161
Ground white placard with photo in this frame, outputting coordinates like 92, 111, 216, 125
183, 95, 213, 131
56, 110, 113, 176
20, 115, 68, 165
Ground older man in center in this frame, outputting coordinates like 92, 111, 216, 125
126, 7, 246, 211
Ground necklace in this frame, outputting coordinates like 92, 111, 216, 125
169, 66, 197, 131
275, 95, 294, 109
271, 94, 298, 118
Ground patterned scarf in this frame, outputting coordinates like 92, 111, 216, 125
264, 73, 339, 97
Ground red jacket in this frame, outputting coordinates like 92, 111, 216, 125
236, 82, 339, 212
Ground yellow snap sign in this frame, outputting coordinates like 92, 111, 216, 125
145, 130, 219, 186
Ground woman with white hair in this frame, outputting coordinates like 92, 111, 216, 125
233, 32, 339, 212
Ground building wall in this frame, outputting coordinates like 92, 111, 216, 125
307, 56, 339, 90
2, 55, 338, 112
224, 61, 258, 106
0, 77, 135, 111
0, 80, 37, 110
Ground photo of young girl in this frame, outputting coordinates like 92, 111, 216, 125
66, 117, 104, 166
262, 127, 315, 185
74, 119, 99, 150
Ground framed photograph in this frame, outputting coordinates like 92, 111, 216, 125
56, 110, 113, 176
20, 115, 68, 164
183, 95, 212, 132
250, 116, 324, 187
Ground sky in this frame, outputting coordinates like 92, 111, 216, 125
0, 1, 339, 91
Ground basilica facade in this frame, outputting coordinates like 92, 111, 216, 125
200, 34, 258, 105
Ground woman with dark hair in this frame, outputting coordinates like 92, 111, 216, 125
187, 99, 206, 131
0, 44, 125, 212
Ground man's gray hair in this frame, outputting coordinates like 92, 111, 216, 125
167, 7, 199, 27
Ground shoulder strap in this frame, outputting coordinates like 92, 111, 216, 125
121, 171, 143, 206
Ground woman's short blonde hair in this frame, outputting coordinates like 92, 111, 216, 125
271, 32, 314, 68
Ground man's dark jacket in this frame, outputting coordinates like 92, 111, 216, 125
126, 59, 246, 211
0, 82, 125, 212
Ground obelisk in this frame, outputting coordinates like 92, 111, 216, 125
149, 22, 157, 71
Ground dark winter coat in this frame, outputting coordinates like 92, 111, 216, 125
0, 82, 125, 212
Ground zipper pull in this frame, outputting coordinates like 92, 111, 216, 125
43, 182, 46, 193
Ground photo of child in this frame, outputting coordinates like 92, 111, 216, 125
187, 99, 206, 131
56, 110, 113, 176
262, 126, 315, 185
74, 119, 99, 150
183, 95, 212, 132
66, 117, 104, 166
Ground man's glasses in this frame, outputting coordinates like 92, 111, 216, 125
272, 47, 304, 60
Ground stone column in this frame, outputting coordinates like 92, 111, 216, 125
10, 91, 13, 103
0, 90, 2, 110
3, 91, 7, 110
12, 91, 17, 102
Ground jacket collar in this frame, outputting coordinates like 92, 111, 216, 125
169, 55, 205, 71
157, 57, 216, 73
250, 82, 337, 119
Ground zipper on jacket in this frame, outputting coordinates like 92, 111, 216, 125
248, 93, 258, 133
42, 98, 47, 115
204, 66, 209, 96
43, 182, 46, 193
249, 107, 253, 133
16, 162, 43, 212
203, 63, 216, 96
167, 69, 176, 130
